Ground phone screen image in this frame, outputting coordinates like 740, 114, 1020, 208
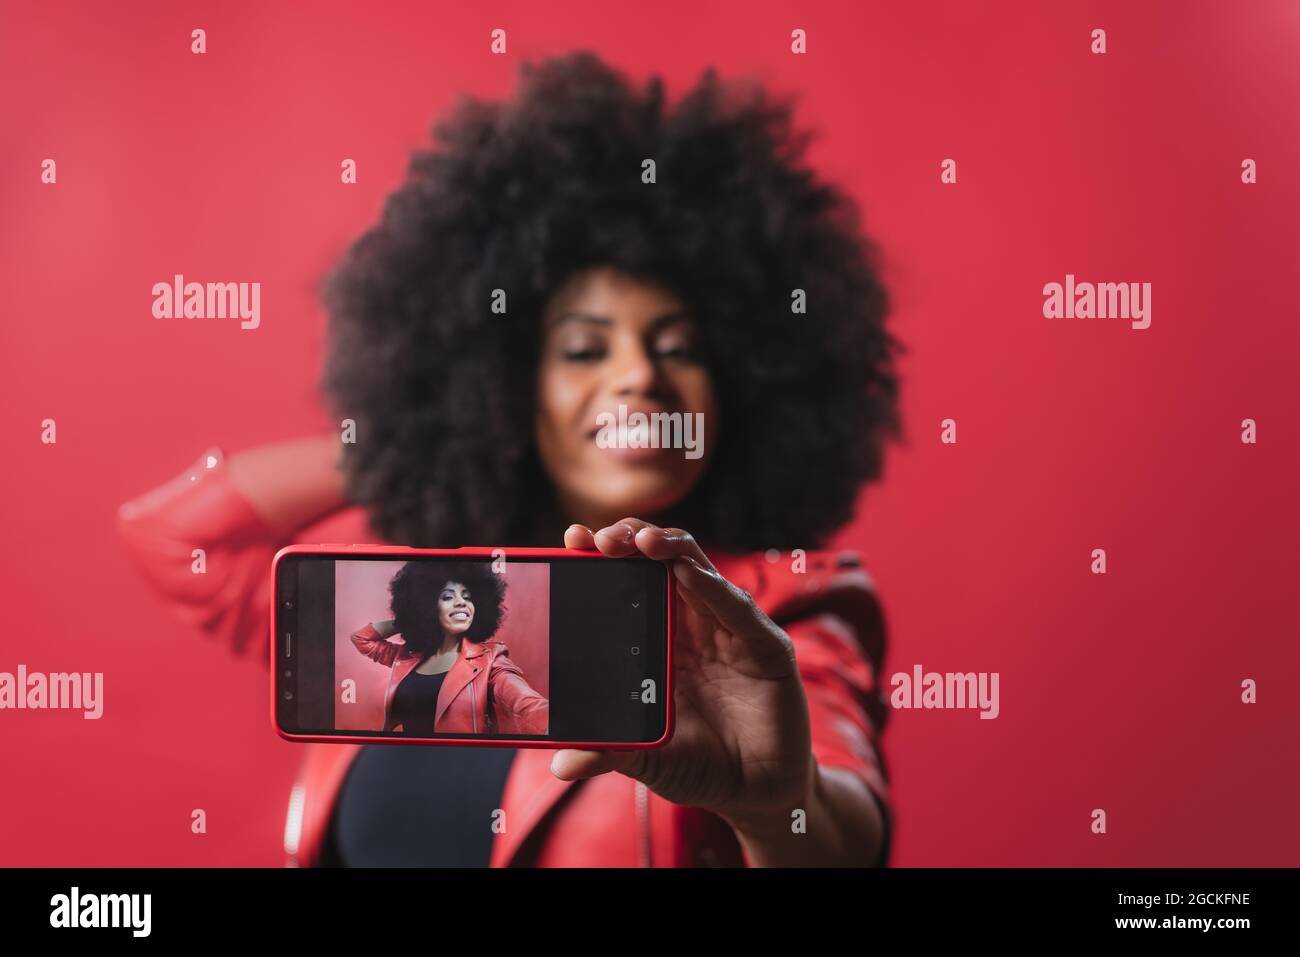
274, 550, 670, 747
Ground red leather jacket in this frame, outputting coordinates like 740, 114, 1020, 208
116, 448, 893, 867
350, 624, 549, 735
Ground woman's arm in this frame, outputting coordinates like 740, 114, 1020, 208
487, 654, 549, 735
224, 435, 348, 536
718, 763, 885, 868
350, 620, 402, 666
718, 613, 889, 867
116, 435, 348, 662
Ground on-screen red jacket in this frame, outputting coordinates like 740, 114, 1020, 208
115, 447, 893, 867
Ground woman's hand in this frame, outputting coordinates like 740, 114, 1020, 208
554, 519, 817, 834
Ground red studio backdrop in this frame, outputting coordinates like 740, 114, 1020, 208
1, 0, 1297, 866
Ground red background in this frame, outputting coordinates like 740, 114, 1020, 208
1, 0, 1296, 866
333, 559, 549, 731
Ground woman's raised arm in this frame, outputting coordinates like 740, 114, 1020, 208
350, 620, 402, 666
115, 435, 348, 664
223, 435, 348, 538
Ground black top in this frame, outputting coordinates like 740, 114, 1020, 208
320, 745, 517, 867
320, 663, 514, 867
390, 667, 447, 736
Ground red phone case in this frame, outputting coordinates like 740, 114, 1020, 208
269, 543, 674, 750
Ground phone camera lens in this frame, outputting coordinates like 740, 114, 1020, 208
283, 601, 294, 610
283, 691, 294, 701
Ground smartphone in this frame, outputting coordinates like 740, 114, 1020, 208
271, 545, 672, 749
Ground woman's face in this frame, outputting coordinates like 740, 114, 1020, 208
535, 267, 718, 529
437, 581, 475, 638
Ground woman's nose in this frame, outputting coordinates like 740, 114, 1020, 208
608, 343, 659, 396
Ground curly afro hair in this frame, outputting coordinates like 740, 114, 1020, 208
320, 50, 902, 552
388, 560, 505, 653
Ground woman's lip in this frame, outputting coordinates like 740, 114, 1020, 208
587, 416, 681, 458
593, 439, 676, 462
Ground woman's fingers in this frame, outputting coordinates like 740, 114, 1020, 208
672, 574, 714, 620
674, 557, 796, 678
588, 519, 758, 633
564, 524, 597, 550
581, 518, 782, 653
598, 520, 776, 642
589, 518, 716, 569
631, 524, 716, 571
550, 748, 644, 781
670, 554, 774, 638
591, 517, 650, 556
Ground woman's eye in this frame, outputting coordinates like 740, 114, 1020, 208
561, 346, 605, 362
654, 341, 700, 361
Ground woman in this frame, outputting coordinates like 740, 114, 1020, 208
350, 561, 549, 736
116, 51, 903, 867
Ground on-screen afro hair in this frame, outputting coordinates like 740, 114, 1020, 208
388, 560, 505, 653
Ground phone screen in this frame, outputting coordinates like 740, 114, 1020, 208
274, 552, 669, 745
